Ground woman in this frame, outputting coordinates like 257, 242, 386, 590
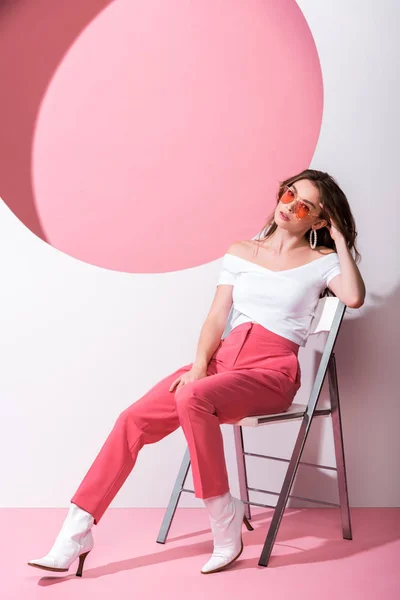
27, 169, 365, 576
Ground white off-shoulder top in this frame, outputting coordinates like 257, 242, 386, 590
217, 252, 341, 346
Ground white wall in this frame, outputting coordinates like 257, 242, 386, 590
1, 0, 399, 511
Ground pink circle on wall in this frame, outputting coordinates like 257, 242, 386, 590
32, 0, 323, 273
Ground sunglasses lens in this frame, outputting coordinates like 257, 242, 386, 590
281, 187, 295, 203
280, 187, 311, 219
296, 202, 310, 219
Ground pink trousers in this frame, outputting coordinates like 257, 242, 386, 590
71, 322, 301, 524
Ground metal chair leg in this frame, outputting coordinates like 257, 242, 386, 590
258, 304, 346, 566
156, 446, 191, 544
233, 425, 252, 521
328, 354, 352, 540
257, 414, 311, 566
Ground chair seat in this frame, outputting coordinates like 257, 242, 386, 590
235, 402, 308, 427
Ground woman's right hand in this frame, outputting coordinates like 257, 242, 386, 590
169, 365, 208, 393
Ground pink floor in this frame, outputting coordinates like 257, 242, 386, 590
2, 507, 399, 599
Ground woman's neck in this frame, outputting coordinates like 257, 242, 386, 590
262, 228, 309, 255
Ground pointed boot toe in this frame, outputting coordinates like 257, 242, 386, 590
200, 540, 244, 574
27, 556, 69, 572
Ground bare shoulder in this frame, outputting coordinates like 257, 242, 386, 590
225, 239, 254, 257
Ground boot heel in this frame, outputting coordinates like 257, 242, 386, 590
243, 515, 254, 531
75, 551, 90, 577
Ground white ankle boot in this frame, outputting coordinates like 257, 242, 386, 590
201, 491, 253, 574
27, 503, 94, 576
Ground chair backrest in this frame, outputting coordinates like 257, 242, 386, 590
301, 296, 346, 417
309, 296, 342, 335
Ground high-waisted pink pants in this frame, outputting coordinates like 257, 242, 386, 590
71, 322, 301, 524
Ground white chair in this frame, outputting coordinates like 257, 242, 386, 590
156, 297, 352, 566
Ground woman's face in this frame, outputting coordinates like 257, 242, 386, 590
274, 178, 327, 232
